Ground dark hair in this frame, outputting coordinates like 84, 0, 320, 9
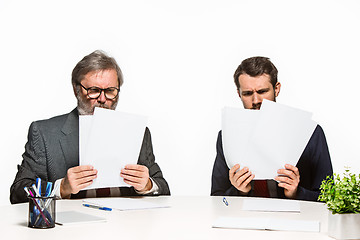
72, 50, 123, 87
233, 56, 278, 89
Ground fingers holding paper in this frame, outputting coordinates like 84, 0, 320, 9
229, 164, 254, 194
275, 164, 300, 199
60, 165, 98, 198
121, 164, 152, 192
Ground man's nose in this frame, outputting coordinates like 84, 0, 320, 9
97, 91, 107, 104
252, 93, 263, 109
253, 93, 262, 104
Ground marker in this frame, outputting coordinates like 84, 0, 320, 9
83, 204, 112, 211
28, 187, 35, 197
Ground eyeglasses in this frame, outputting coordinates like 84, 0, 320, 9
79, 83, 120, 100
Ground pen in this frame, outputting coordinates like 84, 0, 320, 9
24, 187, 30, 196
34, 182, 55, 226
27, 187, 51, 226
36, 178, 41, 196
44, 181, 60, 209
223, 197, 229, 206
32, 184, 41, 197
49, 182, 60, 198
83, 204, 112, 211
45, 182, 53, 197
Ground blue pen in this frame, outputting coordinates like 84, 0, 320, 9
83, 204, 112, 211
223, 197, 229, 206
28, 187, 51, 226
45, 182, 53, 197
34, 182, 54, 226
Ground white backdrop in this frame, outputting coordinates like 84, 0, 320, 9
1, 0, 359, 206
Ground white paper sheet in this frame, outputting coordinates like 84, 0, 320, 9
241, 198, 300, 212
80, 107, 147, 189
213, 217, 319, 232
222, 107, 260, 170
248, 100, 317, 179
83, 198, 170, 211
222, 101, 317, 179
56, 211, 106, 225
79, 115, 93, 165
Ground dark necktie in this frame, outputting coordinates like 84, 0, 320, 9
253, 180, 270, 198
96, 187, 111, 197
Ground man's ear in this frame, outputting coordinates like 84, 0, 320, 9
274, 82, 281, 97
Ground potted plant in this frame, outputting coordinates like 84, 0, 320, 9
318, 168, 360, 239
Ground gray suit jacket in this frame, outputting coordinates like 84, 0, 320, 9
10, 108, 170, 204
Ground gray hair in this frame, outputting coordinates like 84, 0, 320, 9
71, 50, 123, 87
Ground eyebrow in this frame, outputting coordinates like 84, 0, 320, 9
241, 88, 270, 95
256, 88, 270, 93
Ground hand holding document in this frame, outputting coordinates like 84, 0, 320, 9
222, 100, 317, 179
80, 107, 147, 190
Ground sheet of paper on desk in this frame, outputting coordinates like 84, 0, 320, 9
83, 198, 170, 211
241, 198, 300, 212
80, 107, 147, 190
56, 211, 106, 226
213, 217, 319, 232
222, 101, 317, 179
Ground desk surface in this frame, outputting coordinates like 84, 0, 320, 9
1, 196, 332, 240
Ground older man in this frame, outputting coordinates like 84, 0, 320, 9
211, 56, 333, 201
10, 50, 170, 204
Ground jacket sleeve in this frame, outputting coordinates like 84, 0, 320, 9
137, 127, 170, 196
296, 125, 333, 201
10, 122, 50, 204
211, 131, 242, 196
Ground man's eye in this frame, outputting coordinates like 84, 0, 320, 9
88, 88, 101, 94
105, 89, 115, 93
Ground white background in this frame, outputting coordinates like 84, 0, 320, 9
1, 0, 359, 206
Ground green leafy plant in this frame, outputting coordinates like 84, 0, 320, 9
318, 168, 360, 214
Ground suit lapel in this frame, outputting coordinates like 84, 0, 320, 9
60, 108, 79, 169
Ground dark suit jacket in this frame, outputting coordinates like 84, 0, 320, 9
10, 108, 170, 204
211, 125, 333, 201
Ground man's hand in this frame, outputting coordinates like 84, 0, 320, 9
275, 164, 300, 199
120, 164, 152, 192
60, 165, 97, 198
229, 164, 254, 194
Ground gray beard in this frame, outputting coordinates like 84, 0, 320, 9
76, 88, 118, 115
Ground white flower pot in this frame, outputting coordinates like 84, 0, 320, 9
328, 211, 360, 239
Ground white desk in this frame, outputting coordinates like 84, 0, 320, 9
1, 196, 332, 240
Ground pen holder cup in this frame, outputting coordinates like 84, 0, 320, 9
28, 196, 56, 229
